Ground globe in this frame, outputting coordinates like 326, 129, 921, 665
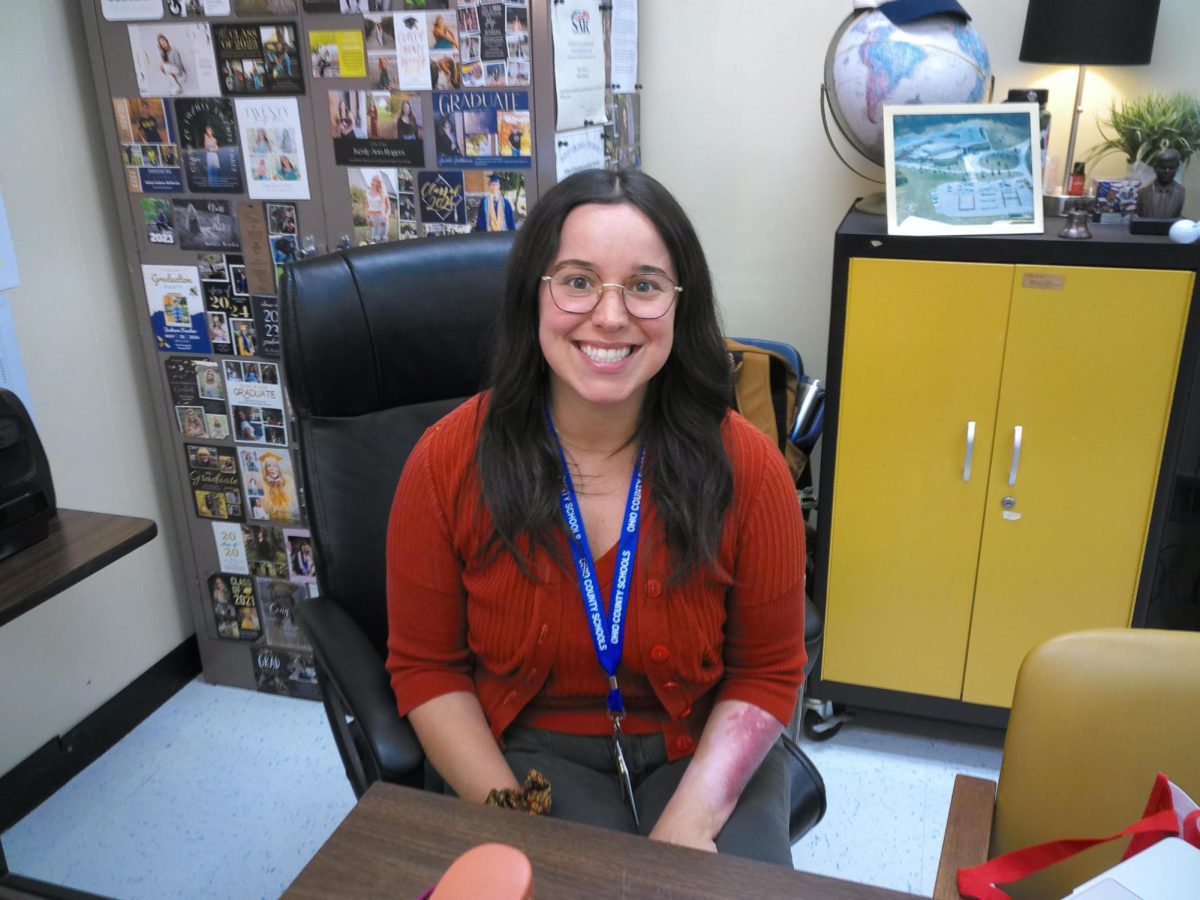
824, 8, 991, 168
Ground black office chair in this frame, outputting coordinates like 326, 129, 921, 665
280, 234, 826, 843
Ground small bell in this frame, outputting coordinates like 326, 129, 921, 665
1058, 206, 1093, 240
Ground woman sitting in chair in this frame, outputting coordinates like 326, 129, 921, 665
386, 169, 806, 865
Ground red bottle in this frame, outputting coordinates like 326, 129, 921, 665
1068, 162, 1086, 196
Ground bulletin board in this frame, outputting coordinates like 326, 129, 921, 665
80, 0, 641, 695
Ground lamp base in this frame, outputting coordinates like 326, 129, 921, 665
1044, 194, 1079, 218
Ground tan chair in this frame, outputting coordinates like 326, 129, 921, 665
934, 628, 1200, 899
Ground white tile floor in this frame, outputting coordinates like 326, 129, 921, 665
3, 679, 1003, 899
4, 681, 355, 900
790, 711, 1004, 894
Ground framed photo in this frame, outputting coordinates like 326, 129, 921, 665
884, 103, 1043, 237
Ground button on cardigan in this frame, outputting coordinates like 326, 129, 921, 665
386, 394, 807, 761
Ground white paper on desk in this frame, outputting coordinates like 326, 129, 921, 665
552, 0, 608, 131
609, 0, 637, 93
0, 186, 19, 293
1068, 837, 1200, 899
0, 293, 35, 423
555, 127, 605, 181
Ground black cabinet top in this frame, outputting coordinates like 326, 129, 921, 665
836, 207, 1200, 272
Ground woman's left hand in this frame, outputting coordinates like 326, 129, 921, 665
647, 700, 784, 855
647, 816, 717, 854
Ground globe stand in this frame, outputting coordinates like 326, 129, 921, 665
820, 84, 885, 216
853, 193, 887, 216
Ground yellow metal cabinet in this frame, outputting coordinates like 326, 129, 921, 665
822, 257, 1192, 708
822, 259, 1012, 698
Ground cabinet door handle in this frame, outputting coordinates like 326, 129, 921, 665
1008, 425, 1023, 486
962, 420, 976, 481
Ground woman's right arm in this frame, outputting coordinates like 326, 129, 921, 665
407, 692, 520, 801
386, 426, 519, 801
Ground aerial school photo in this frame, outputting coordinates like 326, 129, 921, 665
885, 104, 1042, 235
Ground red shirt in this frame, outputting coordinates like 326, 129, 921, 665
386, 395, 806, 760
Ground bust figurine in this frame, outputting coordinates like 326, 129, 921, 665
1137, 149, 1186, 219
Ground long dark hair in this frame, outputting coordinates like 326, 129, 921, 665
476, 169, 733, 579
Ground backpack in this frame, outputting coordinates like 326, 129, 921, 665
726, 337, 823, 512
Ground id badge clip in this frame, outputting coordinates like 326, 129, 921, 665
608, 677, 640, 828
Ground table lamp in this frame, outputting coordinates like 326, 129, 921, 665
1019, 0, 1160, 209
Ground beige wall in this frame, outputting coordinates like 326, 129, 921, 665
640, 0, 1200, 386
0, 0, 190, 775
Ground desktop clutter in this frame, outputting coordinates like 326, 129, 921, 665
1060, 148, 1192, 241
822, 2, 1199, 243
417, 844, 534, 900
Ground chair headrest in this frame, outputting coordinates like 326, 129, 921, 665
281, 232, 516, 418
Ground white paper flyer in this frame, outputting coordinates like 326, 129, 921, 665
0, 295, 34, 422
235, 97, 311, 200
226, 360, 288, 447
212, 521, 250, 575
0, 186, 18, 293
610, 0, 638, 94
555, 126, 604, 181
395, 12, 432, 91
128, 24, 220, 97
551, 0, 607, 131
142, 264, 211, 354
102, 0, 163, 21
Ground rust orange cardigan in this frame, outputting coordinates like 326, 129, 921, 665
385, 395, 806, 761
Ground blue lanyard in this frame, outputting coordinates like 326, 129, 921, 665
546, 414, 645, 717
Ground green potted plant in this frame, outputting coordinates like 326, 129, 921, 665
1086, 92, 1200, 177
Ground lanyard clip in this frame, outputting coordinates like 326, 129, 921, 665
606, 675, 624, 732
611, 730, 640, 829
607, 670, 639, 827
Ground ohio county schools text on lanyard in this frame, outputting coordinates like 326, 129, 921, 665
548, 416, 645, 824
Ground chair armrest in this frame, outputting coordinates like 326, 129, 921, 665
295, 598, 424, 783
933, 774, 997, 899
781, 733, 827, 843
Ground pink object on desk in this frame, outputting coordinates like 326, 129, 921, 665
418, 843, 535, 900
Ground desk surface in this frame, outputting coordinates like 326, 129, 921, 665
286, 783, 916, 899
0, 508, 157, 627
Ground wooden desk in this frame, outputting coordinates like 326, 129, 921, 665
0, 507, 156, 897
286, 783, 917, 899
0, 508, 157, 627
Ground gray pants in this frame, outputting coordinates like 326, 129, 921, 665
498, 726, 793, 867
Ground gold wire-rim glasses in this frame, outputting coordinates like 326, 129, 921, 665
539, 272, 682, 320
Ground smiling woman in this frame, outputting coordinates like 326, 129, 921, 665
385, 169, 807, 867
537, 203, 678, 426
479, 169, 733, 576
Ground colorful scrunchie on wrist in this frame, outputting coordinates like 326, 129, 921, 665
484, 769, 552, 816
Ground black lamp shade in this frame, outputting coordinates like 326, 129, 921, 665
1020, 0, 1159, 65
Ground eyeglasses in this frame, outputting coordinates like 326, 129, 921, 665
541, 268, 682, 320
